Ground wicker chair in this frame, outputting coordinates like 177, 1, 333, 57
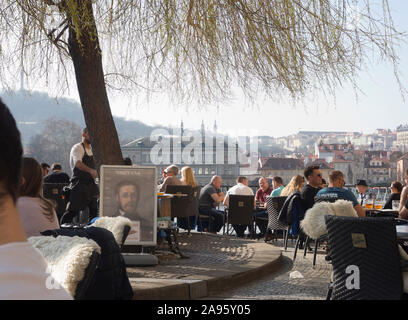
325, 215, 403, 300
226, 194, 255, 237
265, 196, 290, 250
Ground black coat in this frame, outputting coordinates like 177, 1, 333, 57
42, 226, 133, 300
277, 192, 304, 225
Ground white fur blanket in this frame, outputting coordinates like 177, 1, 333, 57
300, 200, 358, 239
28, 236, 101, 298
92, 216, 132, 246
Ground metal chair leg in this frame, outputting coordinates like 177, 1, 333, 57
293, 235, 301, 261
303, 236, 309, 258
284, 226, 290, 251
313, 238, 319, 267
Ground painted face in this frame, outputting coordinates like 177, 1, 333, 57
117, 185, 138, 214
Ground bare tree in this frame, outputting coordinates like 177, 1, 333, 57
0, 0, 405, 169
26, 118, 82, 173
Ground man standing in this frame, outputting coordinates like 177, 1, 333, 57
158, 164, 183, 192
223, 176, 255, 238
270, 176, 284, 197
60, 127, 99, 225
315, 170, 366, 217
114, 180, 153, 242
301, 165, 323, 213
198, 176, 225, 233
44, 163, 70, 184
355, 179, 369, 206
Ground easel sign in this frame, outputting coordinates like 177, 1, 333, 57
100, 165, 157, 245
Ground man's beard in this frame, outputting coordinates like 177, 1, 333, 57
85, 138, 91, 144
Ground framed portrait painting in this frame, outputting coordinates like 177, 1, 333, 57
100, 165, 157, 245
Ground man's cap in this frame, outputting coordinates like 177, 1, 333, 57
356, 179, 368, 187
164, 165, 179, 175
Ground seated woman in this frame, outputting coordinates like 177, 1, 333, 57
383, 181, 402, 210
280, 175, 305, 197
177, 166, 198, 231
17, 157, 60, 237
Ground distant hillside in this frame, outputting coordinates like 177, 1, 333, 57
1, 90, 166, 146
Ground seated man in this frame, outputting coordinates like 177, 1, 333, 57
254, 177, 273, 237
158, 164, 183, 192
224, 176, 255, 238
198, 176, 225, 233
44, 163, 70, 184
315, 170, 365, 217
0, 99, 71, 299
270, 176, 284, 197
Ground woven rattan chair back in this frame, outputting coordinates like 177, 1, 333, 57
324, 215, 403, 300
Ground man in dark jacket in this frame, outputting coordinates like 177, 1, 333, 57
301, 165, 322, 212
44, 163, 70, 184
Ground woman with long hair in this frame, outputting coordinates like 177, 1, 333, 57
181, 166, 198, 187
17, 157, 59, 237
179, 166, 198, 231
280, 175, 305, 196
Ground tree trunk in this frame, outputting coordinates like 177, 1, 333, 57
67, 0, 123, 171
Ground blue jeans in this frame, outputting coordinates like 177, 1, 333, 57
198, 207, 225, 233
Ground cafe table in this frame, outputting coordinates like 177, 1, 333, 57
157, 192, 189, 259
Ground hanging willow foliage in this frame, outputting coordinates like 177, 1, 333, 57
0, 0, 405, 104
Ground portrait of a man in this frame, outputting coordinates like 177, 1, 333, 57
100, 166, 157, 245
115, 181, 139, 219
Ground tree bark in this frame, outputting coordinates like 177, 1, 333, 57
66, 0, 123, 171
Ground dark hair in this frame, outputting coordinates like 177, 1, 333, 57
272, 176, 283, 184
41, 163, 50, 170
82, 127, 88, 134
236, 176, 247, 184
0, 99, 23, 203
51, 163, 62, 171
391, 181, 403, 193
123, 157, 132, 165
115, 180, 139, 196
20, 157, 56, 222
304, 165, 320, 179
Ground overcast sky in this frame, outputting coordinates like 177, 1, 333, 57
11, 1, 408, 138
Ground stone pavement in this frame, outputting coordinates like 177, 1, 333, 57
205, 238, 332, 300
127, 232, 283, 300
126, 231, 333, 300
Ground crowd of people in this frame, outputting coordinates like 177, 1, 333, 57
2, 92, 408, 299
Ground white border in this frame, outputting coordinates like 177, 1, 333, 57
100, 165, 157, 246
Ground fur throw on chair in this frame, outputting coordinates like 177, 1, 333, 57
300, 200, 358, 239
91, 216, 132, 246
28, 235, 101, 298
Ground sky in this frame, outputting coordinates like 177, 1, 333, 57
10, 1, 408, 138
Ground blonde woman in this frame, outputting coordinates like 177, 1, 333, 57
179, 166, 198, 230
280, 175, 305, 197
181, 166, 198, 187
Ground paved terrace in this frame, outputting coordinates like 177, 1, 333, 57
126, 232, 331, 300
